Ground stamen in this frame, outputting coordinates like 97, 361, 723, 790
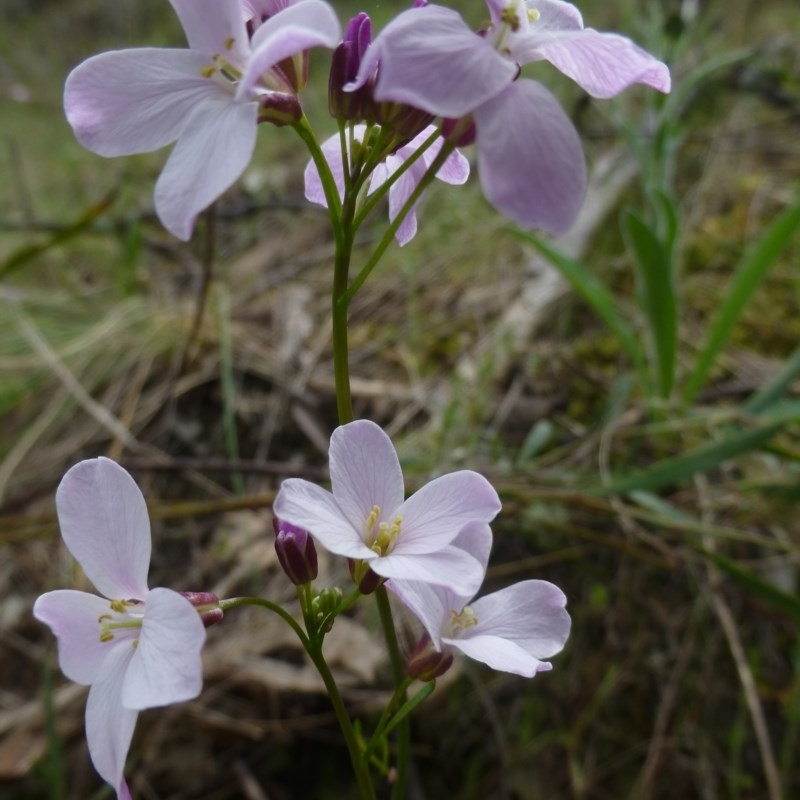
369, 516, 402, 556
100, 631, 114, 642
365, 505, 381, 536
448, 605, 479, 635
224, 36, 235, 51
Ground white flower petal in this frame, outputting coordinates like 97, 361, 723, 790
170, 0, 250, 62
154, 94, 258, 240
64, 49, 220, 157
470, 580, 571, 657
398, 470, 501, 553
373, 545, 484, 595
85, 643, 138, 798
388, 579, 455, 649
122, 588, 206, 710
239, 0, 341, 99
55, 458, 151, 601
474, 80, 586, 234
273, 478, 375, 559
329, 420, 406, 533
449, 634, 552, 677
34, 590, 121, 685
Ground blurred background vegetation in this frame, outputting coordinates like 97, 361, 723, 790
1, 0, 799, 798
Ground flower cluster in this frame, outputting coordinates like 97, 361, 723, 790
64, 0, 670, 241
273, 420, 572, 677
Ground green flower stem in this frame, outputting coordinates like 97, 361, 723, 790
361, 676, 414, 766
375, 586, 411, 800
219, 596, 377, 800
218, 596, 310, 646
344, 141, 455, 305
293, 116, 343, 247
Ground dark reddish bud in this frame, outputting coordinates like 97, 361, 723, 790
376, 102, 435, 141
348, 558, 385, 594
407, 632, 453, 681
258, 92, 303, 126
329, 12, 375, 121
442, 116, 476, 147
179, 591, 224, 627
274, 518, 318, 585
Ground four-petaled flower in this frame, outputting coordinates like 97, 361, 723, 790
390, 522, 571, 677
64, 0, 340, 239
273, 419, 501, 593
34, 458, 207, 800
347, 0, 670, 233
304, 124, 470, 245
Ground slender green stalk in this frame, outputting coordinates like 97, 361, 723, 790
219, 596, 376, 800
376, 586, 411, 800
345, 142, 454, 305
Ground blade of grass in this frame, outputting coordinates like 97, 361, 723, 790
514, 231, 648, 382
703, 549, 800, 625
624, 209, 677, 398
683, 199, 800, 405
593, 421, 783, 496
743, 343, 800, 416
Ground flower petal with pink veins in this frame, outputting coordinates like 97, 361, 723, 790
55, 458, 151, 601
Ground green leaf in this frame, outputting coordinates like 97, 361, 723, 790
704, 550, 800, 625
382, 682, 436, 738
683, 199, 800, 404
514, 231, 647, 381
624, 209, 677, 398
594, 421, 783, 496
743, 343, 800, 415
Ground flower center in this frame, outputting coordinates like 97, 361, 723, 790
97, 599, 144, 646
493, 1, 540, 54
364, 504, 403, 556
446, 605, 479, 637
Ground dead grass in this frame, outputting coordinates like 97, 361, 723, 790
2, 0, 800, 798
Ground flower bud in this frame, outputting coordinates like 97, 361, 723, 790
274, 518, 318, 585
258, 92, 303, 127
441, 116, 476, 147
311, 586, 343, 633
329, 12, 375, 121
348, 558, 384, 595
178, 591, 224, 627
407, 632, 453, 681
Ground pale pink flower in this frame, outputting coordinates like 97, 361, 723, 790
390, 523, 571, 677
273, 420, 501, 593
64, 0, 340, 239
304, 124, 469, 245
347, 0, 670, 233
34, 459, 207, 799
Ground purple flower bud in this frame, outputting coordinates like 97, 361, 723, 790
329, 12, 375, 121
178, 591, 224, 627
348, 558, 384, 595
274, 517, 318, 585
407, 632, 453, 681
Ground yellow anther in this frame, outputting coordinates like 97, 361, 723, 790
98, 613, 112, 623
132, 639, 139, 649
99, 631, 114, 643
500, 4, 522, 32
449, 606, 479, 633
365, 505, 381, 535
528, 8, 540, 23
201, 65, 216, 78
109, 599, 130, 613
369, 515, 403, 556
224, 36, 235, 50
